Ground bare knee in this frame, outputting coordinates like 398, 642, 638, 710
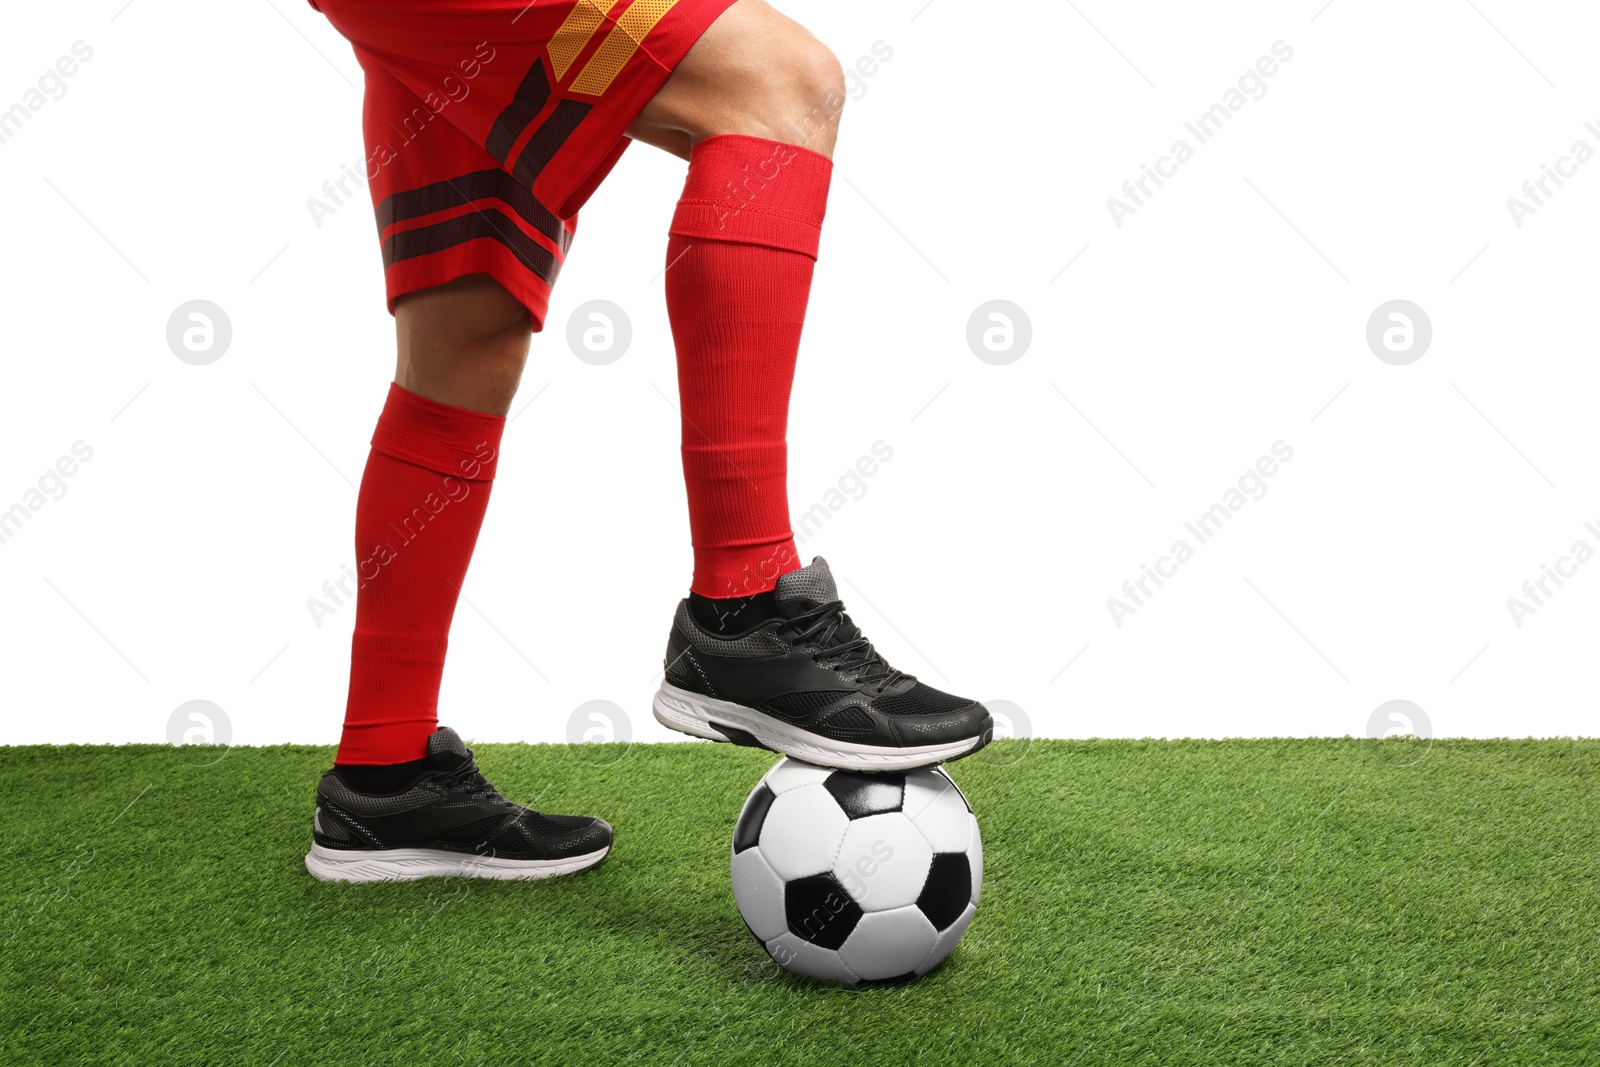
630, 2, 847, 158
770, 36, 847, 156
395, 274, 531, 416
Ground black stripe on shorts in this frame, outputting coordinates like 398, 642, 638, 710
382, 208, 562, 287
375, 168, 565, 250
511, 99, 592, 190
485, 59, 554, 164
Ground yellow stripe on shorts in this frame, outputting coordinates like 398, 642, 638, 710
547, 1, 609, 82
567, 0, 682, 98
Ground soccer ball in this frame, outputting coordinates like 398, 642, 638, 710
730, 757, 982, 985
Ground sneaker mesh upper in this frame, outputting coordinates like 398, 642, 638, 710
433, 814, 508, 843
824, 706, 877, 732
522, 810, 594, 835
427, 727, 472, 760
870, 683, 975, 717
317, 775, 439, 816
761, 690, 851, 718
674, 601, 789, 657
774, 557, 838, 617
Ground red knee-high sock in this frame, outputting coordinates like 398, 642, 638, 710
336, 383, 504, 765
665, 134, 833, 598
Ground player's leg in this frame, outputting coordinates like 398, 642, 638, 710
631, 0, 843, 618
633, 2, 994, 769
310, 274, 616, 883
334, 274, 528, 780
302, 23, 609, 877
310, 291, 612, 881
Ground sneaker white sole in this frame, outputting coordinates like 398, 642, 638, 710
304, 843, 610, 883
652, 681, 985, 771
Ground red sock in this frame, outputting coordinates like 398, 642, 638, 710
665, 134, 833, 598
336, 383, 504, 765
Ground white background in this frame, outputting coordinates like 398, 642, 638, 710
2, 0, 1596, 746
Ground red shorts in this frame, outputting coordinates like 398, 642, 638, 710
312, 0, 738, 328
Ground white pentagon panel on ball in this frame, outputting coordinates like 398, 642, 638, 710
758, 784, 849, 881
730, 848, 788, 942
764, 932, 860, 985
832, 812, 934, 913
762, 757, 834, 795
968, 819, 983, 906
915, 902, 976, 977
902, 770, 973, 854
838, 906, 939, 982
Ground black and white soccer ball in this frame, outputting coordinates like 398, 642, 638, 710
730, 757, 981, 985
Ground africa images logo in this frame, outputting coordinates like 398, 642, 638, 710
1106, 442, 1295, 628
1106, 40, 1294, 228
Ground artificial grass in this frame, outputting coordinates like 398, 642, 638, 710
1, 739, 1596, 1066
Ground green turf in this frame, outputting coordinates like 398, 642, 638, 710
1, 739, 1596, 1066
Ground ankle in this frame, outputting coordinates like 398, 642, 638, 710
333, 758, 430, 794
689, 590, 781, 635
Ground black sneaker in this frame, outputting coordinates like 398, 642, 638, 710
305, 727, 612, 882
652, 557, 992, 771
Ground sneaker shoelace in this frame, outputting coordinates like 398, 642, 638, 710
439, 759, 511, 806
777, 600, 906, 690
